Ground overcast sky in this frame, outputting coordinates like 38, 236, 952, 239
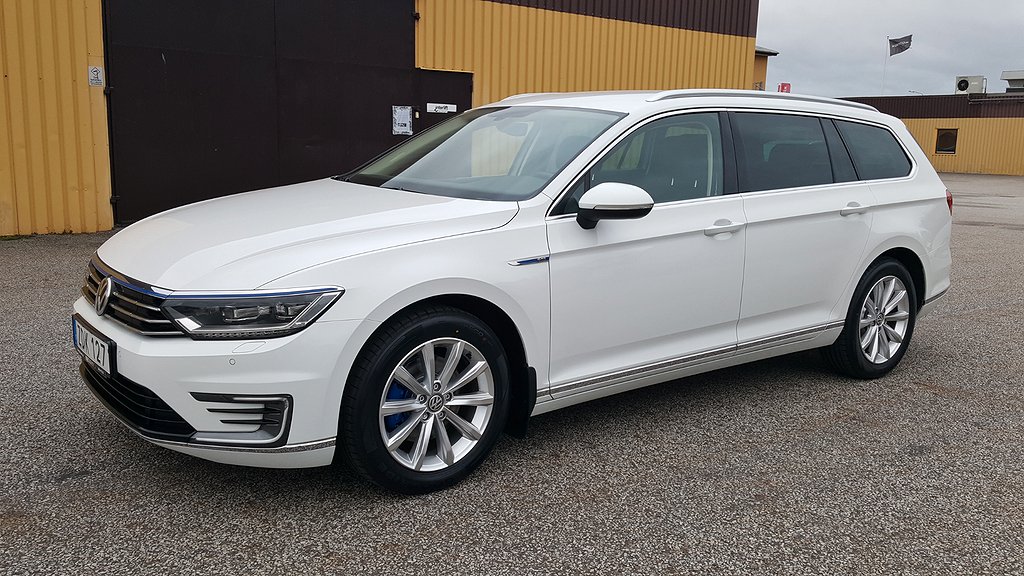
756, 0, 1024, 98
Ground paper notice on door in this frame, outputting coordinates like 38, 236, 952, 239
392, 106, 413, 135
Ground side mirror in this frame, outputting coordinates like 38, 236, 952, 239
576, 182, 654, 229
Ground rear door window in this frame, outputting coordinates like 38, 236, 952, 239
835, 120, 912, 180
732, 112, 833, 192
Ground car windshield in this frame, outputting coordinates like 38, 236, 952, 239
342, 106, 624, 201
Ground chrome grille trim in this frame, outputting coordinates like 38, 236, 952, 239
112, 291, 163, 313
82, 258, 185, 337
108, 302, 174, 325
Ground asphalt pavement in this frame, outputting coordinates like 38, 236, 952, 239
1, 173, 1022, 575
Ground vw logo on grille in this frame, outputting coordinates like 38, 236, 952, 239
95, 277, 113, 316
426, 394, 444, 412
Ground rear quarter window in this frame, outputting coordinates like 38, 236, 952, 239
835, 120, 912, 180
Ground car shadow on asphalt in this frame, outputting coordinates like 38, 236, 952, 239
89, 349, 843, 501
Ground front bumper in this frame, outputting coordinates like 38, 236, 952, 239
74, 297, 362, 468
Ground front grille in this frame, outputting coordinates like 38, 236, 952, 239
82, 261, 183, 336
80, 362, 196, 441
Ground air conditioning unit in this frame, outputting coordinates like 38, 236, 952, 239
955, 75, 986, 94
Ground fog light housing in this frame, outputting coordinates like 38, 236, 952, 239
190, 393, 292, 447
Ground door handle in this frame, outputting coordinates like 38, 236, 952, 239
840, 202, 871, 216
703, 219, 745, 236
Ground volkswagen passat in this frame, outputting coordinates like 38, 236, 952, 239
73, 90, 952, 493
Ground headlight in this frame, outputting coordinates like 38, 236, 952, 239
161, 288, 343, 339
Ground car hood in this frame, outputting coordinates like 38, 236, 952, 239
98, 179, 519, 290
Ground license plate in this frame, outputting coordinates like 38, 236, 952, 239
73, 316, 113, 376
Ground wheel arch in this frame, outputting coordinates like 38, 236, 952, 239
829, 238, 930, 327
346, 282, 539, 439
403, 294, 534, 438
872, 247, 926, 309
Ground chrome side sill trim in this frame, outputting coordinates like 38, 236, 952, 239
146, 435, 336, 454
547, 321, 844, 398
548, 344, 734, 396
924, 287, 949, 305
735, 320, 844, 352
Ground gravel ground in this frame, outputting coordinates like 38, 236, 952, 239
1, 173, 1022, 575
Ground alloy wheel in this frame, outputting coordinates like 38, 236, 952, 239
378, 338, 495, 471
858, 275, 911, 364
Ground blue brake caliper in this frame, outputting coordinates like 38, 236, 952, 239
383, 382, 413, 432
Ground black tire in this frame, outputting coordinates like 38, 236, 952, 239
823, 258, 918, 379
338, 305, 510, 494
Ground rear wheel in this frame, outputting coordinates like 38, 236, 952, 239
824, 258, 918, 379
339, 305, 509, 493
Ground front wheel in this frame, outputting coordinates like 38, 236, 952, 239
823, 258, 918, 379
339, 305, 509, 493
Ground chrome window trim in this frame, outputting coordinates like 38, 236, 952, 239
728, 108, 918, 191
544, 107, 920, 218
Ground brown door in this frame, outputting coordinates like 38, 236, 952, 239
104, 0, 475, 224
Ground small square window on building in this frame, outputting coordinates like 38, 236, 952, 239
936, 128, 958, 154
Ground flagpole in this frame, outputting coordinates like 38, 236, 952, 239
880, 36, 890, 95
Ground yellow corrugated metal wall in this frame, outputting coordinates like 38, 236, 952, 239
415, 0, 756, 107
753, 54, 768, 89
903, 117, 1024, 176
0, 0, 112, 236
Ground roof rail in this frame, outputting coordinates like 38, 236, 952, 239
497, 92, 547, 103
646, 90, 878, 112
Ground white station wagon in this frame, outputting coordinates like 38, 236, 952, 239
74, 90, 952, 493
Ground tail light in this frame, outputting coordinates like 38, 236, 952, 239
946, 189, 953, 215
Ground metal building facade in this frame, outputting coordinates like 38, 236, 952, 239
2, 0, 762, 234
849, 94, 1024, 177
0, 0, 112, 236
416, 0, 758, 107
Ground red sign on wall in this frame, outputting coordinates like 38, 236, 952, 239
777, 83, 792, 93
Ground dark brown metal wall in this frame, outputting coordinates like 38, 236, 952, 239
483, 0, 758, 37
848, 94, 1024, 119
105, 0, 473, 223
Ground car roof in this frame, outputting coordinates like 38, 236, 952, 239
487, 89, 881, 120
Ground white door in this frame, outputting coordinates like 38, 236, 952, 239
545, 112, 746, 394
731, 112, 876, 343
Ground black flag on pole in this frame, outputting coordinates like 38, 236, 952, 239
889, 35, 912, 56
